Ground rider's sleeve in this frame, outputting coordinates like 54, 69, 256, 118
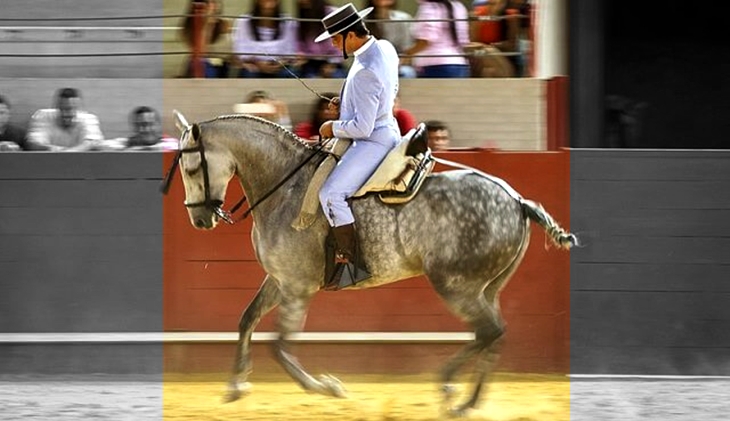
332, 69, 382, 139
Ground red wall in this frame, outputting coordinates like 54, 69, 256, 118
163, 150, 571, 372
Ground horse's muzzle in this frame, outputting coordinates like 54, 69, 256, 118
187, 206, 220, 230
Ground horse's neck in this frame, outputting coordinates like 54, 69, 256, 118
224, 120, 314, 213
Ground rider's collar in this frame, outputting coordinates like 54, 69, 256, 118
354, 36, 376, 57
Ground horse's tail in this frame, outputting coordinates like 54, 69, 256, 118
520, 199, 578, 249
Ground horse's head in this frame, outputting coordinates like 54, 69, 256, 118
176, 118, 237, 230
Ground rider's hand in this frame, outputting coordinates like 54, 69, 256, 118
319, 121, 335, 138
328, 97, 340, 113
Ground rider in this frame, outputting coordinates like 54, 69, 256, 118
315, 3, 401, 286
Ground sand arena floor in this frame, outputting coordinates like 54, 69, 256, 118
0, 373, 568, 421
163, 373, 569, 421
2, 375, 728, 420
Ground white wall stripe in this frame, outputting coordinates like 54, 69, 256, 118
0, 332, 474, 344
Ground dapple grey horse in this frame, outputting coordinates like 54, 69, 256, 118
164, 113, 576, 417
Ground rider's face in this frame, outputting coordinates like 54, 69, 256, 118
330, 33, 350, 53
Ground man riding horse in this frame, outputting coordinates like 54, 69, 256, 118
315, 3, 402, 288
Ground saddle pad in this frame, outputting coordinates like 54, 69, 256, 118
291, 138, 351, 231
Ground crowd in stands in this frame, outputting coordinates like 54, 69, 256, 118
1, 86, 460, 153
0, 89, 176, 152
181, 0, 533, 79
1, 0, 530, 152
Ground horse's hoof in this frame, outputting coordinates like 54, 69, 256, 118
446, 406, 471, 418
318, 374, 347, 398
440, 384, 457, 400
222, 382, 252, 403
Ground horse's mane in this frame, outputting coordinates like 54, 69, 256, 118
202, 114, 318, 151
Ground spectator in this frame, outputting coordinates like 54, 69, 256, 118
25, 88, 104, 151
393, 93, 417, 136
405, 0, 471, 78
365, 0, 417, 78
470, 0, 507, 45
295, 0, 346, 78
294, 92, 339, 142
469, 0, 529, 77
0, 95, 26, 151
425, 119, 451, 150
235, 90, 293, 130
232, 0, 299, 78
98, 106, 177, 151
180, 0, 233, 78
125, 106, 178, 150
505, 0, 533, 77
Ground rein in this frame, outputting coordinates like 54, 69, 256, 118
161, 130, 335, 225
217, 136, 335, 224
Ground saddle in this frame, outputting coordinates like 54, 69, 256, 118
291, 123, 435, 231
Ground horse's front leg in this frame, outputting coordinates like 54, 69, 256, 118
273, 289, 347, 398
224, 275, 281, 403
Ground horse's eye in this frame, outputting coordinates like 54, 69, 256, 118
185, 167, 200, 176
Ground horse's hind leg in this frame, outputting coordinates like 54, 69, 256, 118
449, 334, 504, 416
224, 275, 281, 402
430, 279, 505, 417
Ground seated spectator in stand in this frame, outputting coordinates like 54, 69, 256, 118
468, 0, 529, 77
505, 0, 532, 77
232, 0, 299, 78
468, 0, 513, 77
295, 0, 346, 78
406, 0, 471, 78
25, 88, 104, 151
180, 0, 233, 78
0, 95, 27, 151
98, 106, 178, 151
235, 90, 293, 130
425, 120, 451, 150
366, 0, 417, 78
294, 92, 338, 143
471, 0, 507, 45
393, 93, 417, 136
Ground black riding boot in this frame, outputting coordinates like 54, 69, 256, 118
325, 223, 371, 290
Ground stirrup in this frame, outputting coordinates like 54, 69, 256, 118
326, 261, 371, 291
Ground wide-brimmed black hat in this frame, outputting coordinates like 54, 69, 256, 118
314, 3, 373, 43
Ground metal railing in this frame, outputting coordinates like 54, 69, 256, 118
0, 9, 530, 78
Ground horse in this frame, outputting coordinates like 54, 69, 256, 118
163, 112, 577, 417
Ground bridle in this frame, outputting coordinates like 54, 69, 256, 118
160, 121, 335, 225
160, 127, 243, 224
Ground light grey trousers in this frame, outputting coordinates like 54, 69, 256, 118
319, 139, 392, 227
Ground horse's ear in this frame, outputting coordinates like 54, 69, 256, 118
191, 123, 201, 142
173, 109, 190, 134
